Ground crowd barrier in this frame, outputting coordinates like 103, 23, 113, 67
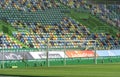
0, 49, 120, 68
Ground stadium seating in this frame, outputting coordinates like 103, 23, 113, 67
0, 0, 65, 25
0, 0, 120, 69
12, 17, 120, 50
59, 0, 87, 8
0, 0, 119, 50
0, 0, 59, 12
60, 0, 120, 28
90, 3, 120, 28
0, 32, 22, 49
12, 17, 90, 49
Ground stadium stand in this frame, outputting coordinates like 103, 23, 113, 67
0, 32, 22, 49
60, 0, 120, 28
0, 0, 120, 50
90, 3, 120, 28
0, 0, 65, 25
11, 17, 120, 50
0, 0, 59, 12
0, 0, 120, 68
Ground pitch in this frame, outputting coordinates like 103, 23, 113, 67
0, 64, 120, 77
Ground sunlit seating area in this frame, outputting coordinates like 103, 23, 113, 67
59, 0, 89, 9
0, 1, 65, 25
12, 17, 90, 49
0, 0, 59, 12
0, 32, 22, 49
60, 0, 120, 28
0, 0, 119, 50
12, 17, 120, 50
90, 3, 120, 28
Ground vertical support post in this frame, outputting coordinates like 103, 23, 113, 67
2, 40, 4, 69
2, 48, 4, 69
47, 39, 49, 67
94, 40, 97, 64
64, 41, 66, 66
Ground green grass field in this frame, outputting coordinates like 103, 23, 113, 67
0, 64, 120, 77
